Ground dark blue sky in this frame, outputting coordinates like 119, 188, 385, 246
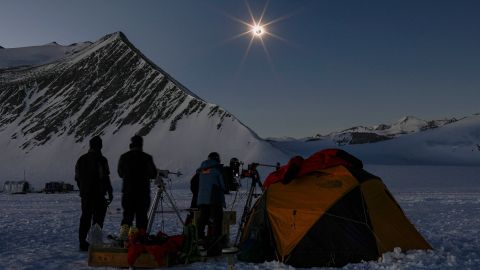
1, 0, 479, 138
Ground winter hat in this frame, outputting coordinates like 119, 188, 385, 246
208, 152, 220, 162
89, 136, 102, 150
131, 135, 143, 148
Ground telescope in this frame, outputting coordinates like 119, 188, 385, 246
157, 169, 182, 178
240, 162, 280, 178
233, 160, 279, 246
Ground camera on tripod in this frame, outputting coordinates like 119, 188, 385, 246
153, 169, 182, 187
147, 168, 184, 233
224, 158, 243, 192
157, 169, 182, 178
157, 169, 169, 178
240, 163, 259, 179
230, 158, 242, 177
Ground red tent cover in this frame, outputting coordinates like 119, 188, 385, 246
263, 149, 363, 189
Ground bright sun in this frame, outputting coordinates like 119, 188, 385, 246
252, 25, 265, 37
222, 0, 293, 74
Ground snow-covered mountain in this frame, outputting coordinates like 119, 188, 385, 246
305, 116, 459, 145
0, 41, 92, 69
2, 31, 478, 188
0, 32, 287, 186
272, 114, 480, 166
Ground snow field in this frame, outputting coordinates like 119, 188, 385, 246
1, 165, 479, 270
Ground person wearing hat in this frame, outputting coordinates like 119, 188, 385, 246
196, 152, 226, 255
117, 135, 157, 239
75, 135, 113, 251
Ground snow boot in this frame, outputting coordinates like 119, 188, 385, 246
119, 224, 130, 247
79, 241, 89, 252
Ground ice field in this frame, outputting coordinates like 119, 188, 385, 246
1, 165, 479, 270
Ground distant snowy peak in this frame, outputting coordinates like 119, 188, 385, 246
307, 115, 460, 145
390, 116, 458, 134
0, 40, 92, 69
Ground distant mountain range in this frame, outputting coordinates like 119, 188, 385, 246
1, 32, 479, 187
0, 41, 92, 69
305, 115, 460, 145
270, 114, 480, 166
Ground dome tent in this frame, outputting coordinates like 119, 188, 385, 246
238, 149, 431, 267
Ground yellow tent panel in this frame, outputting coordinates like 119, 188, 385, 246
361, 179, 432, 253
267, 166, 359, 256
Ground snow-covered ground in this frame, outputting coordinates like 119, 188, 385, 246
1, 165, 479, 270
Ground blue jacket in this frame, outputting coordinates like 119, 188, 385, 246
196, 159, 226, 207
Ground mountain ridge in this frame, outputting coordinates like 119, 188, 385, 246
1, 31, 229, 147
270, 114, 480, 166
0, 32, 287, 185
301, 115, 463, 145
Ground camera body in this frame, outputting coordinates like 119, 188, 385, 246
224, 160, 243, 192
240, 163, 259, 179
157, 169, 170, 178
231, 161, 241, 177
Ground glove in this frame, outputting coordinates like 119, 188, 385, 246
106, 192, 113, 205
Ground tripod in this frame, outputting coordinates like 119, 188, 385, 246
146, 170, 184, 235
234, 166, 263, 246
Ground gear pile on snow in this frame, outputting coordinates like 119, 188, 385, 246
126, 230, 185, 266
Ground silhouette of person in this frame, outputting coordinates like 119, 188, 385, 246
117, 135, 157, 238
75, 135, 113, 251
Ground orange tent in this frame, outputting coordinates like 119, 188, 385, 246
238, 149, 431, 267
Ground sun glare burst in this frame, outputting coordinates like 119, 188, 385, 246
252, 24, 265, 37
220, 0, 294, 76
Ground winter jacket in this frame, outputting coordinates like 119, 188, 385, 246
75, 150, 113, 198
117, 148, 157, 196
196, 159, 226, 207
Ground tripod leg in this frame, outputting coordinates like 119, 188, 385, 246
147, 174, 185, 235
163, 189, 185, 226
234, 181, 256, 246
146, 187, 162, 234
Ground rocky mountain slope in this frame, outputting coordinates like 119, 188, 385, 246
0, 32, 286, 186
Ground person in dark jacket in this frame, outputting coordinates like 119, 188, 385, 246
196, 152, 226, 254
185, 172, 200, 225
75, 135, 113, 251
117, 135, 157, 238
